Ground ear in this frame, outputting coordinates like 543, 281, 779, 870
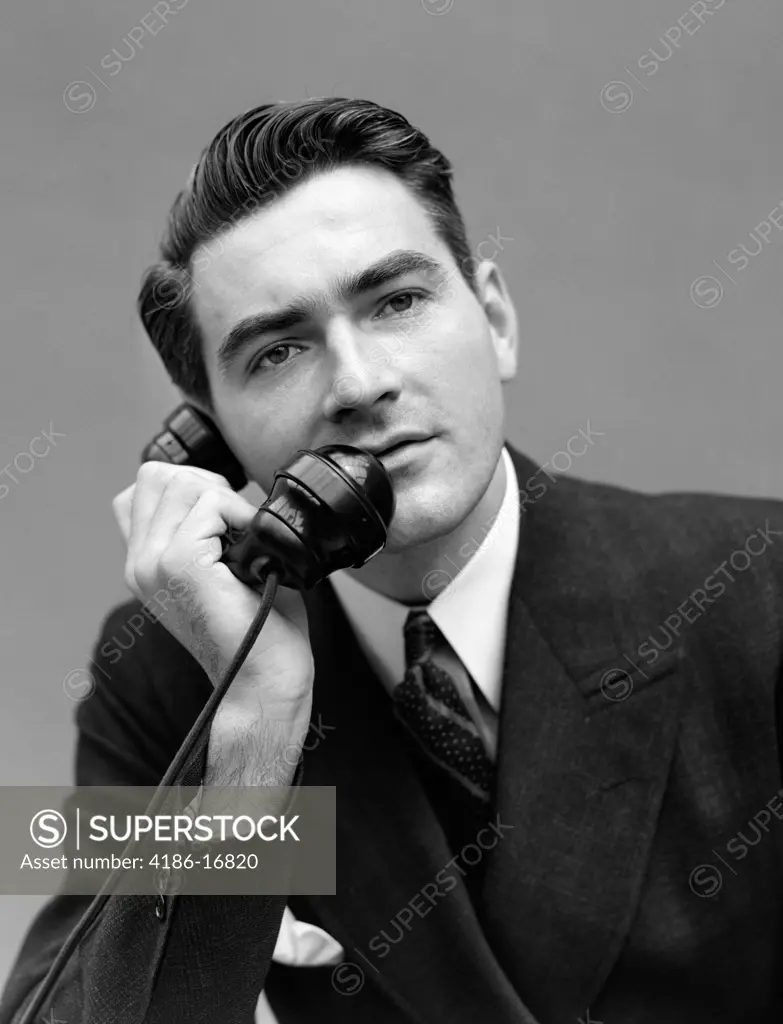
472, 261, 518, 383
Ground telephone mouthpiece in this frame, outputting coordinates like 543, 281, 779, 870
221, 445, 395, 590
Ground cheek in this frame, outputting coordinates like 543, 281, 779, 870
212, 406, 284, 488
428, 324, 499, 399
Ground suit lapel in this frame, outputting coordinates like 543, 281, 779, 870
299, 580, 538, 1024
476, 445, 688, 1022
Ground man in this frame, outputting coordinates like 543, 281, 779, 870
2, 97, 783, 1024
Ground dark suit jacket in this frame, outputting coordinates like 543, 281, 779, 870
3, 443, 783, 1024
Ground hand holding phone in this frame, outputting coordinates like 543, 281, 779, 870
114, 404, 395, 786
140, 404, 395, 590
112, 462, 315, 741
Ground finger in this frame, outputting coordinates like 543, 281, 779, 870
173, 487, 259, 550
137, 488, 259, 592
112, 484, 136, 544
132, 487, 252, 597
135, 472, 249, 569
136, 489, 256, 600
128, 463, 232, 556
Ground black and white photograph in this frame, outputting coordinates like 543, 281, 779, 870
1, 1, 783, 1021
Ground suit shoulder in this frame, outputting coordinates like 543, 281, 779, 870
550, 469, 783, 578
524, 473, 783, 693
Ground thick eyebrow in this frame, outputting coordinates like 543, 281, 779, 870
215, 249, 448, 379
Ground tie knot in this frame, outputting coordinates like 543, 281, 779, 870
403, 609, 440, 666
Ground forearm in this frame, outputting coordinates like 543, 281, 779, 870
201, 679, 311, 820
205, 712, 308, 786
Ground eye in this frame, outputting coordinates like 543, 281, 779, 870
247, 342, 305, 376
375, 290, 428, 319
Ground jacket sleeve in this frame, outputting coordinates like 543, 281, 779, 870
0, 600, 295, 1024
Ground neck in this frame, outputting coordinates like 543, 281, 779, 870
342, 448, 508, 605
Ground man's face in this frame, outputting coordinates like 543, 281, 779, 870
190, 165, 517, 552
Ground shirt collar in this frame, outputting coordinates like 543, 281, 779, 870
328, 445, 520, 712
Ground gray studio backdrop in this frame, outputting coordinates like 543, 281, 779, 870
2, 0, 781, 988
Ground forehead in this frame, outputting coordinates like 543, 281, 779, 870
190, 165, 450, 342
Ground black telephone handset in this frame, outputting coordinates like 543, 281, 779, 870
141, 403, 396, 589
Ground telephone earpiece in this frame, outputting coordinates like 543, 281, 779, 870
141, 404, 248, 491
141, 404, 395, 589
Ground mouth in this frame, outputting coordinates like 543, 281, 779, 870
379, 440, 418, 456
376, 436, 434, 467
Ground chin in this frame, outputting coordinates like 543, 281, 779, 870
382, 499, 462, 554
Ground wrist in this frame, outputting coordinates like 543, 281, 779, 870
205, 706, 310, 787
216, 666, 313, 722
211, 691, 312, 744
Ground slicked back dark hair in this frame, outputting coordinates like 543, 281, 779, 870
137, 97, 477, 411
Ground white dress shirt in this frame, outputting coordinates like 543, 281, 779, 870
255, 445, 520, 1023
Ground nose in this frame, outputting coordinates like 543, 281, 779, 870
320, 320, 404, 423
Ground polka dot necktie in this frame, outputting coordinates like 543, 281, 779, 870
392, 609, 494, 803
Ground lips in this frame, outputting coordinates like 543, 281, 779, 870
366, 435, 432, 457
379, 439, 415, 455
